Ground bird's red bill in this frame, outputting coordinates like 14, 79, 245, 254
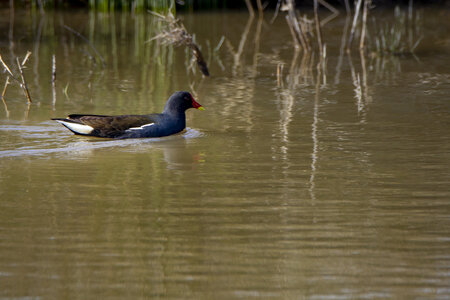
190, 95, 204, 110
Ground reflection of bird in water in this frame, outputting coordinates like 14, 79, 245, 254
52, 91, 204, 139
55, 128, 205, 170
155, 135, 206, 170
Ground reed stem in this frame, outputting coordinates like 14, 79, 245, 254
0, 54, 16, 79
64, 25, 106, 67
256, 0, 264, 15
359, 0, 370, 49
314, 0, 323, 57
52, 54, 56, 108
1, 76, 9, 99
16, 56, 32, 104
244, 0, 255, 17
347, 0, 363, 51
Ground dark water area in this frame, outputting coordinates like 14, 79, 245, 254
0, 6, 449, 299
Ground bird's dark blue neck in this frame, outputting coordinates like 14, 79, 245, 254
163, 100, 183, 115
161, 112, 186, 133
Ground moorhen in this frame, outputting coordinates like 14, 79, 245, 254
52, 91, 204, 139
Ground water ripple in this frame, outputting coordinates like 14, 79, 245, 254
0, 124, 203, 158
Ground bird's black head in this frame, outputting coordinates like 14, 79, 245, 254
163, 91, 204, 114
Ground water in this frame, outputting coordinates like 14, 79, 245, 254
0, 6, 449, 299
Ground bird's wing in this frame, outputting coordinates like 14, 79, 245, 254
67, 114, 159, 137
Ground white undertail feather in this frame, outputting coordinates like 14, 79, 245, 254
125, 123, 155, 132
56, 120, 94, 135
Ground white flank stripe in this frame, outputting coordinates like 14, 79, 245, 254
56, 120, 94, 135
126, 123, 155, 132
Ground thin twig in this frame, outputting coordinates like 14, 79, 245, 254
360, 0, 371, 49
25, 102, 31, 119
318, 0, 339, 14
287, 0, 309, 51
322, 44, 327, 85
256, 0, 264, 15
64, 25, 106, 67
0, 53, 16, 79
52, 54, 56, 108
344, 0, 351, 15
347, 0, 363, 51
189, 44, 209, 76
320, 10, 339, 27
1, 78, 10, 117
22, 51, 32, 66
52, 54, 56, 83
252, 16, 263, 76
277, 63, 284, 87
8, 0, 14, 51
214, 36, 225, 52
314, 0, 323, 57
226, 13, 254, 75
63, 83, 70, 100
271, 0, 282, 23
360, 48, 370, 110
300, 15, 313, 49
1, 51, 33, 104
318, 0, 340, 27
244, 0, 255, 18
286, 15, 301, 49
36, 0, 45, 15
335, 13, 351, 85
2, 76, 9, 99
16, 57, 32, 104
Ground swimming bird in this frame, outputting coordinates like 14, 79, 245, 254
52, 91, 204, 139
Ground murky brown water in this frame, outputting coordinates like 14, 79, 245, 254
0, 6, 449, 299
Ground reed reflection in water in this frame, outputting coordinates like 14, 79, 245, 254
0, 6, 449, 299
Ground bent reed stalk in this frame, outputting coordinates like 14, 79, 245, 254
0, 51, 33, 104
149, 10, 210, 76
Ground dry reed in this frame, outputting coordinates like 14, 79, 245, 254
149, 11, 210, 76
0, 51, 33, 103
